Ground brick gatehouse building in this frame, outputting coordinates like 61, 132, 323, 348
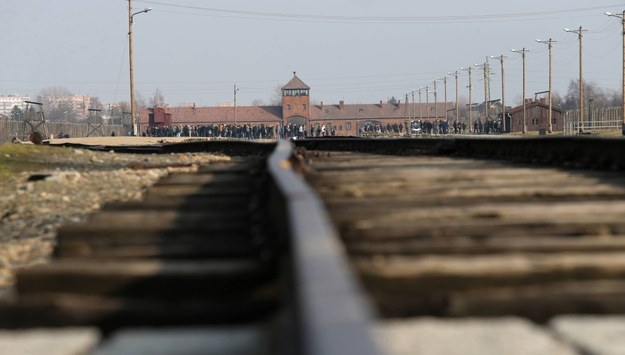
140, 73, 450, 137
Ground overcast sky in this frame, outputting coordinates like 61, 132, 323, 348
1, 0, 624, 108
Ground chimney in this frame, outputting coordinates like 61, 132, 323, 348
379, 100, 383, 108
320, 101, 323, 110
339, 100, 344, 110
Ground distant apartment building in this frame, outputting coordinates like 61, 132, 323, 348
0, 95, 31, 117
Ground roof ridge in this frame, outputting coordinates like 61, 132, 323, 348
282, 72, 310, 90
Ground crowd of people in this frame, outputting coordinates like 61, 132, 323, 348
413, 120, 451, 135
146, 123, 277, 140
472, 119, 503, 134
143, 118, 503, 140
412, 119, 503, 135
359, 122, 405, 136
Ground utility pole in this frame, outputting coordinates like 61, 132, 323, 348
490, 55, 507, 133
128, 1, 135, 135
511, 48, 529, 134
418, 87, 423, 119
438, 76, 448, 123
234, 84, 239, 124
449, 71, 459, 124
128, 0, 151, 136
485, 57, 491, 119
605, 11, 625, 135
475, 62, 490, 122
461, 67, 473, 132
425, 86, 430, 121
433, 80, 438, 121
536, 38, 557, 133
484, 63, 489, 122
405, 93, 409, 120
565, 27, 587, 133
411, 90, 415, 121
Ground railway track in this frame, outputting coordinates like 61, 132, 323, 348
0, 140, 377, 355
302, 150, 625, 319
2, 137, 625, 354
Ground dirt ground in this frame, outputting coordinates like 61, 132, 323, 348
46, 136, 202, 147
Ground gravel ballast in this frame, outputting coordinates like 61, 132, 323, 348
0, 143, 230, 297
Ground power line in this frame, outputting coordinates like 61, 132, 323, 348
135, 1, 625, 24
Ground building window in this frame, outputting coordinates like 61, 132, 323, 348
287, 104, 291, 110
303, 104, 306, 110
359, 108, 364, 112
339, 126, 343, 131
346, 122, 352, 130
518, 118, 522, 125
552, 118, 557, 124
282, 89, 309, 97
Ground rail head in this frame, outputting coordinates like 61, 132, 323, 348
268, 139, 381, 355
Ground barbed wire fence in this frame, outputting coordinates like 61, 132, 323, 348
0, 117, 126, 144
564, 107, 623, 134
2, 107, 625, 142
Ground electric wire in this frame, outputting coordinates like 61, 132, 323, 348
134, 1, 625, 25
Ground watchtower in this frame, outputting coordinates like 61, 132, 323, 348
281, 72, 310, 127
21, 101, 49, 142
86, 108, 105, 137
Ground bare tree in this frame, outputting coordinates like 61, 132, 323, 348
46, 101, 78, 122
36, 86, 77, 122
106, 101, 131, 125
269, 85, 283, 105
563, 79, 618, 110
37, 86, 73, 98
10, 106, 24, 121
551, 91, 563, 109
134, 92, 148, 118
90, 96, 104, 110
149, 88, 166, 107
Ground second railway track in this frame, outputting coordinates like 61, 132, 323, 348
303, 150, 625, 321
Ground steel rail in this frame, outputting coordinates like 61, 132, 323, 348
267, 139, 381, 355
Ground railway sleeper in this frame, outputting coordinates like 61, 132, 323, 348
0, 158, 286, 333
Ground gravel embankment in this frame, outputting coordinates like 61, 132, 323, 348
0, 144, 229, 298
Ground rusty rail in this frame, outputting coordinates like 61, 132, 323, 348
267, 139, 381, 355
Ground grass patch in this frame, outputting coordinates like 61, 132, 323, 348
0, 144, 74, 178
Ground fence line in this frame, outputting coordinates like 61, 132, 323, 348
3, 108, 624, 142
564, 107, 623, 134
0, 118, 125, 144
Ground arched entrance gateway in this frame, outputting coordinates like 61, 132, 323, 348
282, 115, 306, 138
287, 116, 306, 126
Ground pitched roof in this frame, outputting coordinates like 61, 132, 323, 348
508, 100, 564, 115
140, 101, 453, 124
311, 102, 450, 120
282, 72, 310, 90
141, 105, 282, 124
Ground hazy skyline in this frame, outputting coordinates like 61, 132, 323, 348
1, 0, 625, 108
